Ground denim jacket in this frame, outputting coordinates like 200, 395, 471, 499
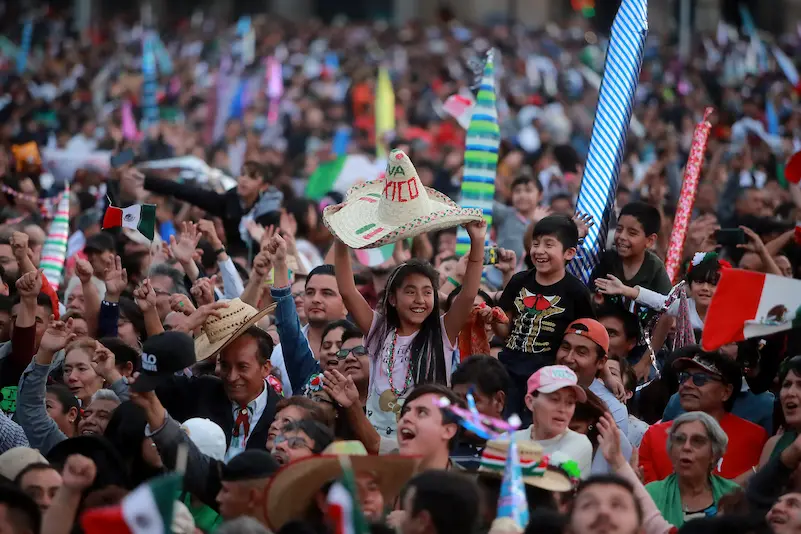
270, 284, 319, 395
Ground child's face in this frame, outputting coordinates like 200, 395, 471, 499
438, 259, 458, 287
529, 234, 575, 276
391, 273, 435, 328
689, 280, 716, 307
614, 215, 655, 259
512, 182, 540, 213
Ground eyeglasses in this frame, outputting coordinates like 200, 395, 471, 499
335, 346, 367, 359
273, 435, 311, 450
678, 372, 721, 387
672, 433, 710, 449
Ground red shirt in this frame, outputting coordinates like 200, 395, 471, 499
639, 412, 768, 484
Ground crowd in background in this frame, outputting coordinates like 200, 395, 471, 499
1, 2, 801, 534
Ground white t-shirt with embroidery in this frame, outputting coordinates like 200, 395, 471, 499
366, 313, 455, 439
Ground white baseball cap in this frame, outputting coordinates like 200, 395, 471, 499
181, 418, 226, 461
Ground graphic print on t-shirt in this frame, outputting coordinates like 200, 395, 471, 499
507, 288, 566, 353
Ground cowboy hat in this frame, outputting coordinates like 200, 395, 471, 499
478, 440, 573, 493
194, 298, 276, 362
322, 149, 483, 249
263, 441, 419, 530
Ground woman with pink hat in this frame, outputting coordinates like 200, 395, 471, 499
512, 365, 593, 478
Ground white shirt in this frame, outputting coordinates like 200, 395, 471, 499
512, 425, 593, 479
225, 380, 269, 462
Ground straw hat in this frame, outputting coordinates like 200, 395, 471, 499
263, 441, 419, 530
478, 440, 573, 493
322, 149, 483, 249
194, 298, 277, 362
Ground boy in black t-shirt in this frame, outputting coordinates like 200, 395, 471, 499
494, 214, 595, 420
591, 201, 672, 323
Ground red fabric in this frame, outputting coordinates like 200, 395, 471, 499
40, 273, 60, 320
701, 269, 765, 351
233, 407, 250, 438
457, 305, 508, 361
638, 413, 768, 484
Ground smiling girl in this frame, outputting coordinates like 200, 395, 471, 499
333, 220, 486, 438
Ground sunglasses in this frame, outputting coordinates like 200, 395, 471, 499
678, 371, 721, 387
334, 346, 367, 359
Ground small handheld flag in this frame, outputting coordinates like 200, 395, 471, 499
103, 203, 157, 241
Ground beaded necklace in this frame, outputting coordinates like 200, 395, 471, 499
386, 329, 413, 396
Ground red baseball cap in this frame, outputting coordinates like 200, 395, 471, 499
564, 319, 610, 354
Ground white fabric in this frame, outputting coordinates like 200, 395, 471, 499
512, 425, 593, 479
217, 256, 245, 299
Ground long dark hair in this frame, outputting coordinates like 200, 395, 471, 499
366, 259, 447, 386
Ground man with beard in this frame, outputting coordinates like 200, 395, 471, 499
266, 234, 348, 395
568, 475, 643, 534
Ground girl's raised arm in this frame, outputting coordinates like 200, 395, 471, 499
444, 220, 487, 344
334, 239, 375, 334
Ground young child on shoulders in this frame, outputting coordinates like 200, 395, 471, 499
493, 214, 596, 420
591, 202, 672, 322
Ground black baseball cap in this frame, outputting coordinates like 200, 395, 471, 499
221, 450, 280, 482
131, 331, 196, 392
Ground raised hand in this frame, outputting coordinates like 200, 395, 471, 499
175, 301, 230, 333
496, 248, 517, 274
169, 222, 201, 265
75, 258, 94, 285
190, 275, 217, 306
597, 412, 625, 470
169, 294, 196, 316
61, 454, 97, 492
16, 269, 43, 299
279, 209, 298, 238
103, 255, 128, 296
91, 341, 121, 383
594, 275, 634, 298
39, 316, 75, 355
464, 219, 488, 244
738, 226, 767, 255
322, 370, 360, 408
252, 251, 272, 279
573, 211, 595, 241
266, 234, 288, 265
10, 231, 29, 261
197, 219, 223, 251
133, 278, 158, 313
531, 206, 552, 224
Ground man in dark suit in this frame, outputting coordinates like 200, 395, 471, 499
152, 325, 281, 461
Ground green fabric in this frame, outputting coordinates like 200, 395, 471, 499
770, 431, 798, 462
306, 156, 347, 200
179, 492, 221, 533
645, 473, 739, 528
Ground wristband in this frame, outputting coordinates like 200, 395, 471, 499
447, 276, 461, 288
214, 247, 226, 256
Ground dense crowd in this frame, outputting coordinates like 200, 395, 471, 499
3, 3, 801, 534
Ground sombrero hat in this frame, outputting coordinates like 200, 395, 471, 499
263, 440, 419, 530
478, 440, 575, 492
194, 298, 276, 362
322, 149, 483, 249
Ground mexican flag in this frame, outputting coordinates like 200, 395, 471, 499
354, 244, 394, 267
103, 203, 157, 241
702, 269, 801, 350
81, 473, 181, 534
326, 459, 369, 534
305, 155, 382, 200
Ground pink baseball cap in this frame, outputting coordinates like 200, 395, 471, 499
527, 365, 587, 403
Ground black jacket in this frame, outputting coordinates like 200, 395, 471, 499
143, 175, 281, 258
155, 375, 280, 450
